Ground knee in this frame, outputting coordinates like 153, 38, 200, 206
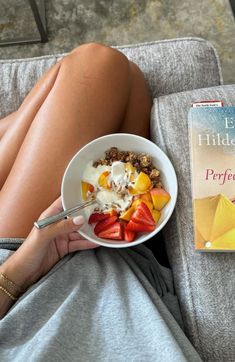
70, 42, 108, 57
68, 42, 130, 76
128, 61, 144, 84
129, 61, 142, 76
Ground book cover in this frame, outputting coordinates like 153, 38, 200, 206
188, 106, 235, 251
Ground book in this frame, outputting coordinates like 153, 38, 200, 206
188, 104, 235, 251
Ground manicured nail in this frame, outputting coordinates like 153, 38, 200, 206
73, 215, 84, 226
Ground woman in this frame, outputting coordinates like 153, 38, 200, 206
0, 43, 201, 361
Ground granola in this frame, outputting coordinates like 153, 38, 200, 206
93, 147, 162, 187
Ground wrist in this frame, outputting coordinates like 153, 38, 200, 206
0, 267, 24, 319
0, 230, 47, 290
0, 261, 28, 292
0, 287, 15, 319
0, 249, 33, 291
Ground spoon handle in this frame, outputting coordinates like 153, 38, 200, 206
34, 199, 96, 229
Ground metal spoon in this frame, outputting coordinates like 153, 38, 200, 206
34, 198, 96, 229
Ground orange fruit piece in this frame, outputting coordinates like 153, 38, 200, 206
133, 172, 152, 192
150, 188, 171, 211
151, 210, 161, 224
125, 162, 136, 174
132, 199, 153, 211
140, 192, 152, 203
120, 206, 135, 221
81, 181, 94, 200
98, 171, 111, 189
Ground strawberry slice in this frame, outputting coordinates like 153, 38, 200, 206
109, 209, 118, 217
124, 228, 136, 242
131, 202, 155, 226
88, 210, 117, 224
97, 221, 122, 240
94, 215, 118, 235
126, 220, 155, 233
88, 212, 110, 224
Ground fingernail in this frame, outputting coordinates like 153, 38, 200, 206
73, 215, 84, 226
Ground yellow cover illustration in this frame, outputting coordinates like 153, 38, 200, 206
189, 106, 235, 251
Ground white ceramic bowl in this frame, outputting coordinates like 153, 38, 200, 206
61, 133, 177, 248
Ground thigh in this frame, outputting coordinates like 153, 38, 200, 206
120, 62, 152, 138
0, 44, 131, 238
0, 112, 17, 140
0, 61, 62, 189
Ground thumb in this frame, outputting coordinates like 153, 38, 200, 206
36, 215, 85, 241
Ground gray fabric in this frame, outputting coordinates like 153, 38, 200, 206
0, 37, 222, 118
151, 84, 235, 362
0, 240, 201, 362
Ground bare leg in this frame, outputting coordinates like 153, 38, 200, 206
0, 43, 151, 238
0, 61, 62, 188
0, 112, 17, 140
120, 62, 151, 138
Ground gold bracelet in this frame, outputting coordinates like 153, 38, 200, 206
0, 286, 18, 301
0, 272, 23, 300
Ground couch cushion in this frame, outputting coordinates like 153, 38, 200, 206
0, 37, 222, 118
151, 84, 235, 362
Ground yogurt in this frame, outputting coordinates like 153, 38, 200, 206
96, 189, 132, 212
83, 161, 111, 188
110, 161, 128, 187
82, 160, 135, 212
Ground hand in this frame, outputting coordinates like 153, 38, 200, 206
1, 196, 98, 290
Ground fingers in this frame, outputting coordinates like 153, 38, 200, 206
68, 239, 99, 253
39, 196, 63, 219
68, 232, 100, 252
35, 196, 99, 251
69, 231, 84, 241
35, 214, 85, 242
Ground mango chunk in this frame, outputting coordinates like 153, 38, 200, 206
98, 171, 110, 189
120, 206, 135, 221
140, 192, 152, 203
133, 172, 152, 192
128, 187, 145, 195
125, 162, 136, 174
132, 199, 153, 211
150, 188, 171, 210
151, 210, 161, 224
81, 181, 94, 200
130, 174, 136, 182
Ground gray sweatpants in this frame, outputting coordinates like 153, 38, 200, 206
0, 239, 202, 362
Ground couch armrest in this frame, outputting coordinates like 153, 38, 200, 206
151, 84, 235, 362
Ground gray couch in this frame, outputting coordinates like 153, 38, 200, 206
0, 37, 234, 362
